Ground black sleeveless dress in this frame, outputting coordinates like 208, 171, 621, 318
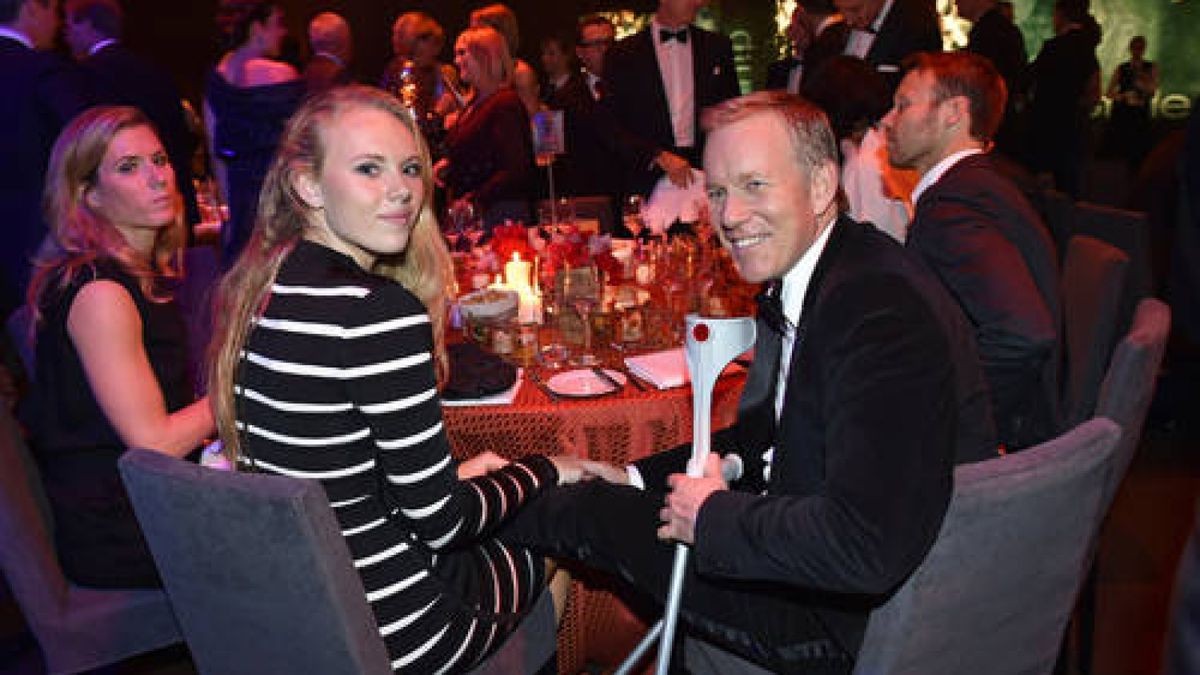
29, 259, 193, 588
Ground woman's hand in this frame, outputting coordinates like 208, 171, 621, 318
457, 451, 509, 479
547, 456, 629, 486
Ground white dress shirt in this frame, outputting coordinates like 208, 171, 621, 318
760, 217, 837, 482
844, 0, 895, 59
910, 147, 984, 206
651, 18, 696, 149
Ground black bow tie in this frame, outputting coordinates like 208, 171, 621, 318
755, 280, 792, 336
659, 27, 689, 44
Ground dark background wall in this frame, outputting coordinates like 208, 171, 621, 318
119, 0, 748, 106
113, 0, 1200, 121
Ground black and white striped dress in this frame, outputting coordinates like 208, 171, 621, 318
235, 240, 557, 674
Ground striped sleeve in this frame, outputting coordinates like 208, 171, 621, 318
341, 284, 556, 549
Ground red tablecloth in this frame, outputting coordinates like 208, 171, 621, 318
443, 373, 746, 674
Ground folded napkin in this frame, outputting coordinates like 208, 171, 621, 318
624, 347, 744, 390
441, 374, 522, 407
644, 169, 707, 235
441, 342, 519, 404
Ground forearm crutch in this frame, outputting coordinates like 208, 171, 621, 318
615, 314, 756, 675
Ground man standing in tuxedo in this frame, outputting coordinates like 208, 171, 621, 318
882, 52, 1059, 450
834, 0, 941, 91
765, 0, 846, 94
63, 0, 198, 228
575, 14, 614, 102
503, 91, 996, 672
0, 0, 92, 319
602, 0, 740, 198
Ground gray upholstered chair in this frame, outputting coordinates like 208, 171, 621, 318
118, 448, 556, 675
1094, 297, 1171, 508
1072, 201, 1152, 322
0, 408, 180, 674
1073, 297, 1171, 673
675, 418, 1122, 675
1061, 235, 1130, 427
851, 416, 1123, 675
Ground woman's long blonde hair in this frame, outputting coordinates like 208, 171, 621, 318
27, 105, 185, 325
208, 85, 454, 461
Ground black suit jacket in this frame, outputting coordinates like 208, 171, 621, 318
602, 25, 740, 197
864, 0, 942, 91
542, 70, 623, 205
635, 218, 996, 661
0, 37, 92, 317
966, 8, 1027, 155
82, 42, 198, 226
908, 152, 1061, 450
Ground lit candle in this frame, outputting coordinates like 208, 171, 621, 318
505, 252, 532, 291
517, 286, 543, 324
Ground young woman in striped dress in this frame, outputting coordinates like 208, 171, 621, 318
208, 85, 617, 673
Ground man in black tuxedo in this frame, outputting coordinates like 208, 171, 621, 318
503, 91, 996, 672
602, 0, 740, 198
882, 52, 1059, 450
835, 0, 942, 92
765, 0, 846, 94
0, 0, 92, 319
63, 0, 198, 227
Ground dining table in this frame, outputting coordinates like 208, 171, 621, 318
443, 358, 747, 674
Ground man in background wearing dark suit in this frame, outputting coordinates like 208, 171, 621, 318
303, 11, 352, 95
834, 0, 942, 92
602, 0, 740, 198
502, 91, 996, 673
64, 0, 198, 228
883, 52, 1059, 450
575, 14, 613, 103
958, 0, 1027, 157
0, 0, 92, 319
765, 0, 845, 94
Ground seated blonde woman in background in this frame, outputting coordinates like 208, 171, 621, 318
208, 85, 617, 674
27, 106, 215, 588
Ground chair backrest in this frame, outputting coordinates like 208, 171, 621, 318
0, 408, 180, 674
1073, 201, 1152, 319
0, 405, 70, 629
854, 417, 1123, 675
118, 449, 393, 675
1094, 297, 1171, 511
1061, 235, 1130, 427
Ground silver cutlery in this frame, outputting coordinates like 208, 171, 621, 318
591, 366, 624, 392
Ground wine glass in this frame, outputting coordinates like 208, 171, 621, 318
623, 195, 645, 239
562, 266, 601, 366
453, 200, 485, 250
447, 200, 476, 251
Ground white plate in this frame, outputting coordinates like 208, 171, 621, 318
544, 368, 626, 398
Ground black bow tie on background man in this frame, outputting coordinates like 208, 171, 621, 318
659, 27, 689, 44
